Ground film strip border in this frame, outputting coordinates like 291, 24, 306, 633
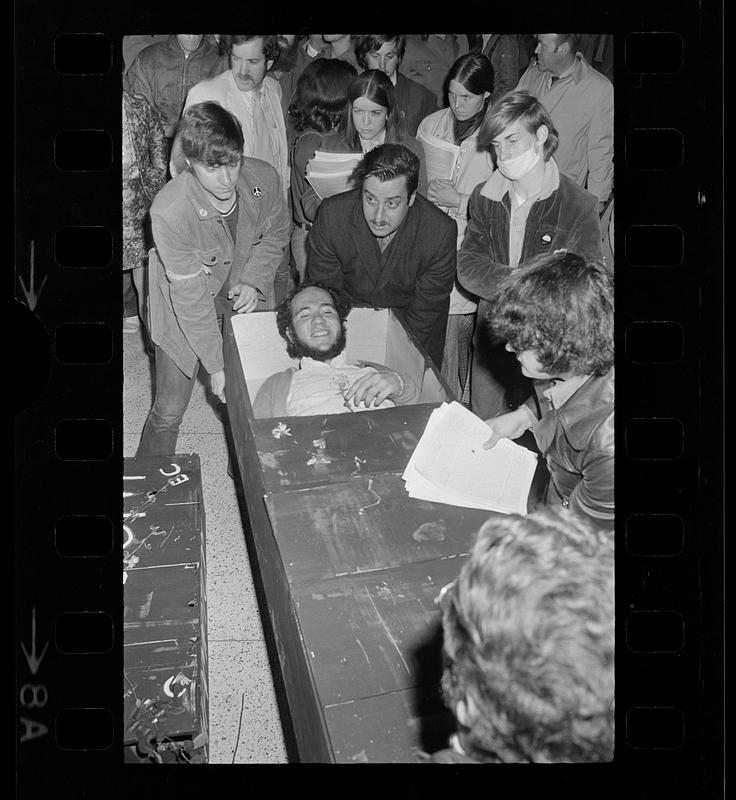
13, 10, 723, 798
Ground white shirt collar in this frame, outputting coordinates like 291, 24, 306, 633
299, 352, 349, 370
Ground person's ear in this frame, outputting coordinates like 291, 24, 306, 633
556, 39, 570, 57
266, 59, 275, 72
483, 90, 491, 101
285, 325, 295, 343
535, 124, 549, 147
408, 191, 417, 207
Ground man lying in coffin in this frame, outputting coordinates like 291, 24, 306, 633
253, 282, 418, 417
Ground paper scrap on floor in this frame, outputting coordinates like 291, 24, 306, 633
401, 401, 538, 515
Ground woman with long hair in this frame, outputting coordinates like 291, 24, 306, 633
417, 53, 495, 400
288, 58, 357, 282
318, 69, 427, 194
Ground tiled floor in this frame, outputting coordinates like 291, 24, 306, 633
123, 327, 289, 764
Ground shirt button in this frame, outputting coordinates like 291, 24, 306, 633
199, 208, 207, 217
209, 290, 215, 296
224, 260, 231, 265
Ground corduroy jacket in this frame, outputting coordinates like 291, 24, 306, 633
457, 159, 602, 301
148, 158, 290, 378
457, 158, 603, 419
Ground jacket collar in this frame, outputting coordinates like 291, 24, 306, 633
181, 167, 261, 222
553, 368, 614, 448
538, 53, 588, 88
167, 34, 207, 57
480, 157, 560, 202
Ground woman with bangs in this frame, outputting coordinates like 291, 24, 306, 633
316, 69, 428, 197
137, 101, 290, 456
417, 53, 495, 401
288, 58, 357, 283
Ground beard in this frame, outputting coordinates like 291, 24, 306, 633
290, 324, 347, 362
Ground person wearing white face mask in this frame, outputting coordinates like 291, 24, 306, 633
457, 89, 603, 421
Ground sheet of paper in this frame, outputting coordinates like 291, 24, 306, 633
306, 171, 355, 200
401, 402, 537, 515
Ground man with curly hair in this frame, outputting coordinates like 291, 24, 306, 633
253, 282, 418, 417
483, 249, 614, 529
434, 507, 614, 763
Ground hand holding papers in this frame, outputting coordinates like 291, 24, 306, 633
306, 151, 363, 200
401, 402, 538, 515
417, 130, 461, 182
417, 130, 461, 213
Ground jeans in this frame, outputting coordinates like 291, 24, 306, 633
136, 345, 198, 456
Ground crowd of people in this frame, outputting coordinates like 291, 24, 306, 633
122, 33, 615, 763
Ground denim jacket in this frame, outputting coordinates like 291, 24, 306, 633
148, 157, 290, 378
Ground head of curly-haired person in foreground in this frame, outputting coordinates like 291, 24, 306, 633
435, 507, 614, 763
488, 248, 614, 380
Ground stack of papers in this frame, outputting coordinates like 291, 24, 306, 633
306, 151, 363, 200
402, 401, 538, 515
417, 130, 460, 183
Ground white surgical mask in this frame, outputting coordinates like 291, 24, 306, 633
496, 143, 541, 180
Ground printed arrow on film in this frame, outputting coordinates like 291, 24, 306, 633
21, 607, 49, 676
18, 240, 48, 312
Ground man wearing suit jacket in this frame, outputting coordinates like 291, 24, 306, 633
354, 35, 438, 136
307, 143, 457, 367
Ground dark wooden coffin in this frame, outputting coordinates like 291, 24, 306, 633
123, 454, 209, 763
223, 308, 504, 761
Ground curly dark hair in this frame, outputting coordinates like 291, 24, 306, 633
487, 250, 614, 376
218, 35, 281, 65
275, 282, 352, 359
288, 58, 357, 135
438, 507, 614, 763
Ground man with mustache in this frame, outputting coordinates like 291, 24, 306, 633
170, 35, 292, 300
170, 35, 288, 201
306, 143, 456, 368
